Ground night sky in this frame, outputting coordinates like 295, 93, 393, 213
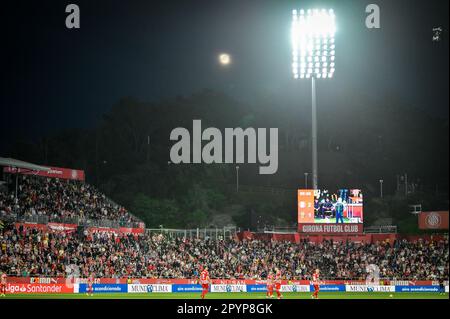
1, 0, 448, 153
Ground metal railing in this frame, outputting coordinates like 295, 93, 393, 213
146, 226, 239, 240
2, 212, 143, 229
103, 194, 144, 225
364, 225, 398, 234
258, 226, 298, 234
0, 211, 17, 223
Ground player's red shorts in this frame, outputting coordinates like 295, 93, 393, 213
266, 284, 273, 292
201, 284, 209, 290
275, 283, 281, 291
313, 284, 320, 292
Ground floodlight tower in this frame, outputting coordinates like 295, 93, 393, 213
291, 8, 336, 190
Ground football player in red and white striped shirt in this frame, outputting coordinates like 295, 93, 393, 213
266, 271, 274, 298
311, 269, 320, 299
274, 268, 283, 299
199, 267, 210, 299
0, 272, 7, 297
87, 274, 94, 297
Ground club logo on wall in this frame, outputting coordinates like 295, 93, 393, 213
426, 212, 442, 228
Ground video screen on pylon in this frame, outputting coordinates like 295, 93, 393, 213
298, 189, 363, 224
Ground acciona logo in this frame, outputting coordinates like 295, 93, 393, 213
169, 120, 278, 174
426, 212, 441, 228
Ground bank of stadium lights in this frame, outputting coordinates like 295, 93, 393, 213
291, 8, 336, 189
292, 8, 336, 79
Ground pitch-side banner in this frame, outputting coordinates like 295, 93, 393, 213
4, 166, 85, 181
128, 284, 172, 293
298, 223, 363, 234
77, 284, 128, 293
172, 284, 203, 293
346, 285, 395, 292
395, 286, 441, 293
418, 211, 449, 229
280, 285, 310, 292
6, 283, 74, 294
210, 284, 247, 293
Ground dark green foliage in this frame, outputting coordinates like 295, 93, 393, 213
6, 90, 448, 229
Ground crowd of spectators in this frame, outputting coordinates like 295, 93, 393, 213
0, 176, 137, 224
0, 222, 448, 281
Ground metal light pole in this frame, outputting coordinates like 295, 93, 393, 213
311, 77, 318, 189
379, 179, 383, 198
236, 166, 239, 192
292, 8, 336, 191
404, 173, 408, 196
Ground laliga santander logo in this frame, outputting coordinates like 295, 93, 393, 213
7, 284, 27, 293
65, 264, 80, 288
426, 212, 441, 228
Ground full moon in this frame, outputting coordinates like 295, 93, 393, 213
219, 53, 231, 65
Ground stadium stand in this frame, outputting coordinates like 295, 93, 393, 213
0, 221, 448, 280
0, 175, 138, 225
0, 159, 448, 284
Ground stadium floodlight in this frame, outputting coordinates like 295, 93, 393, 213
291, 8, 336, 189
292, 8, 336, 79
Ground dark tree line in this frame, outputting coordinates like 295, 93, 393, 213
5, 89, 449, 230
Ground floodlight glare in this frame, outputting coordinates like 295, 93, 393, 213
291, 8, 336, 190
